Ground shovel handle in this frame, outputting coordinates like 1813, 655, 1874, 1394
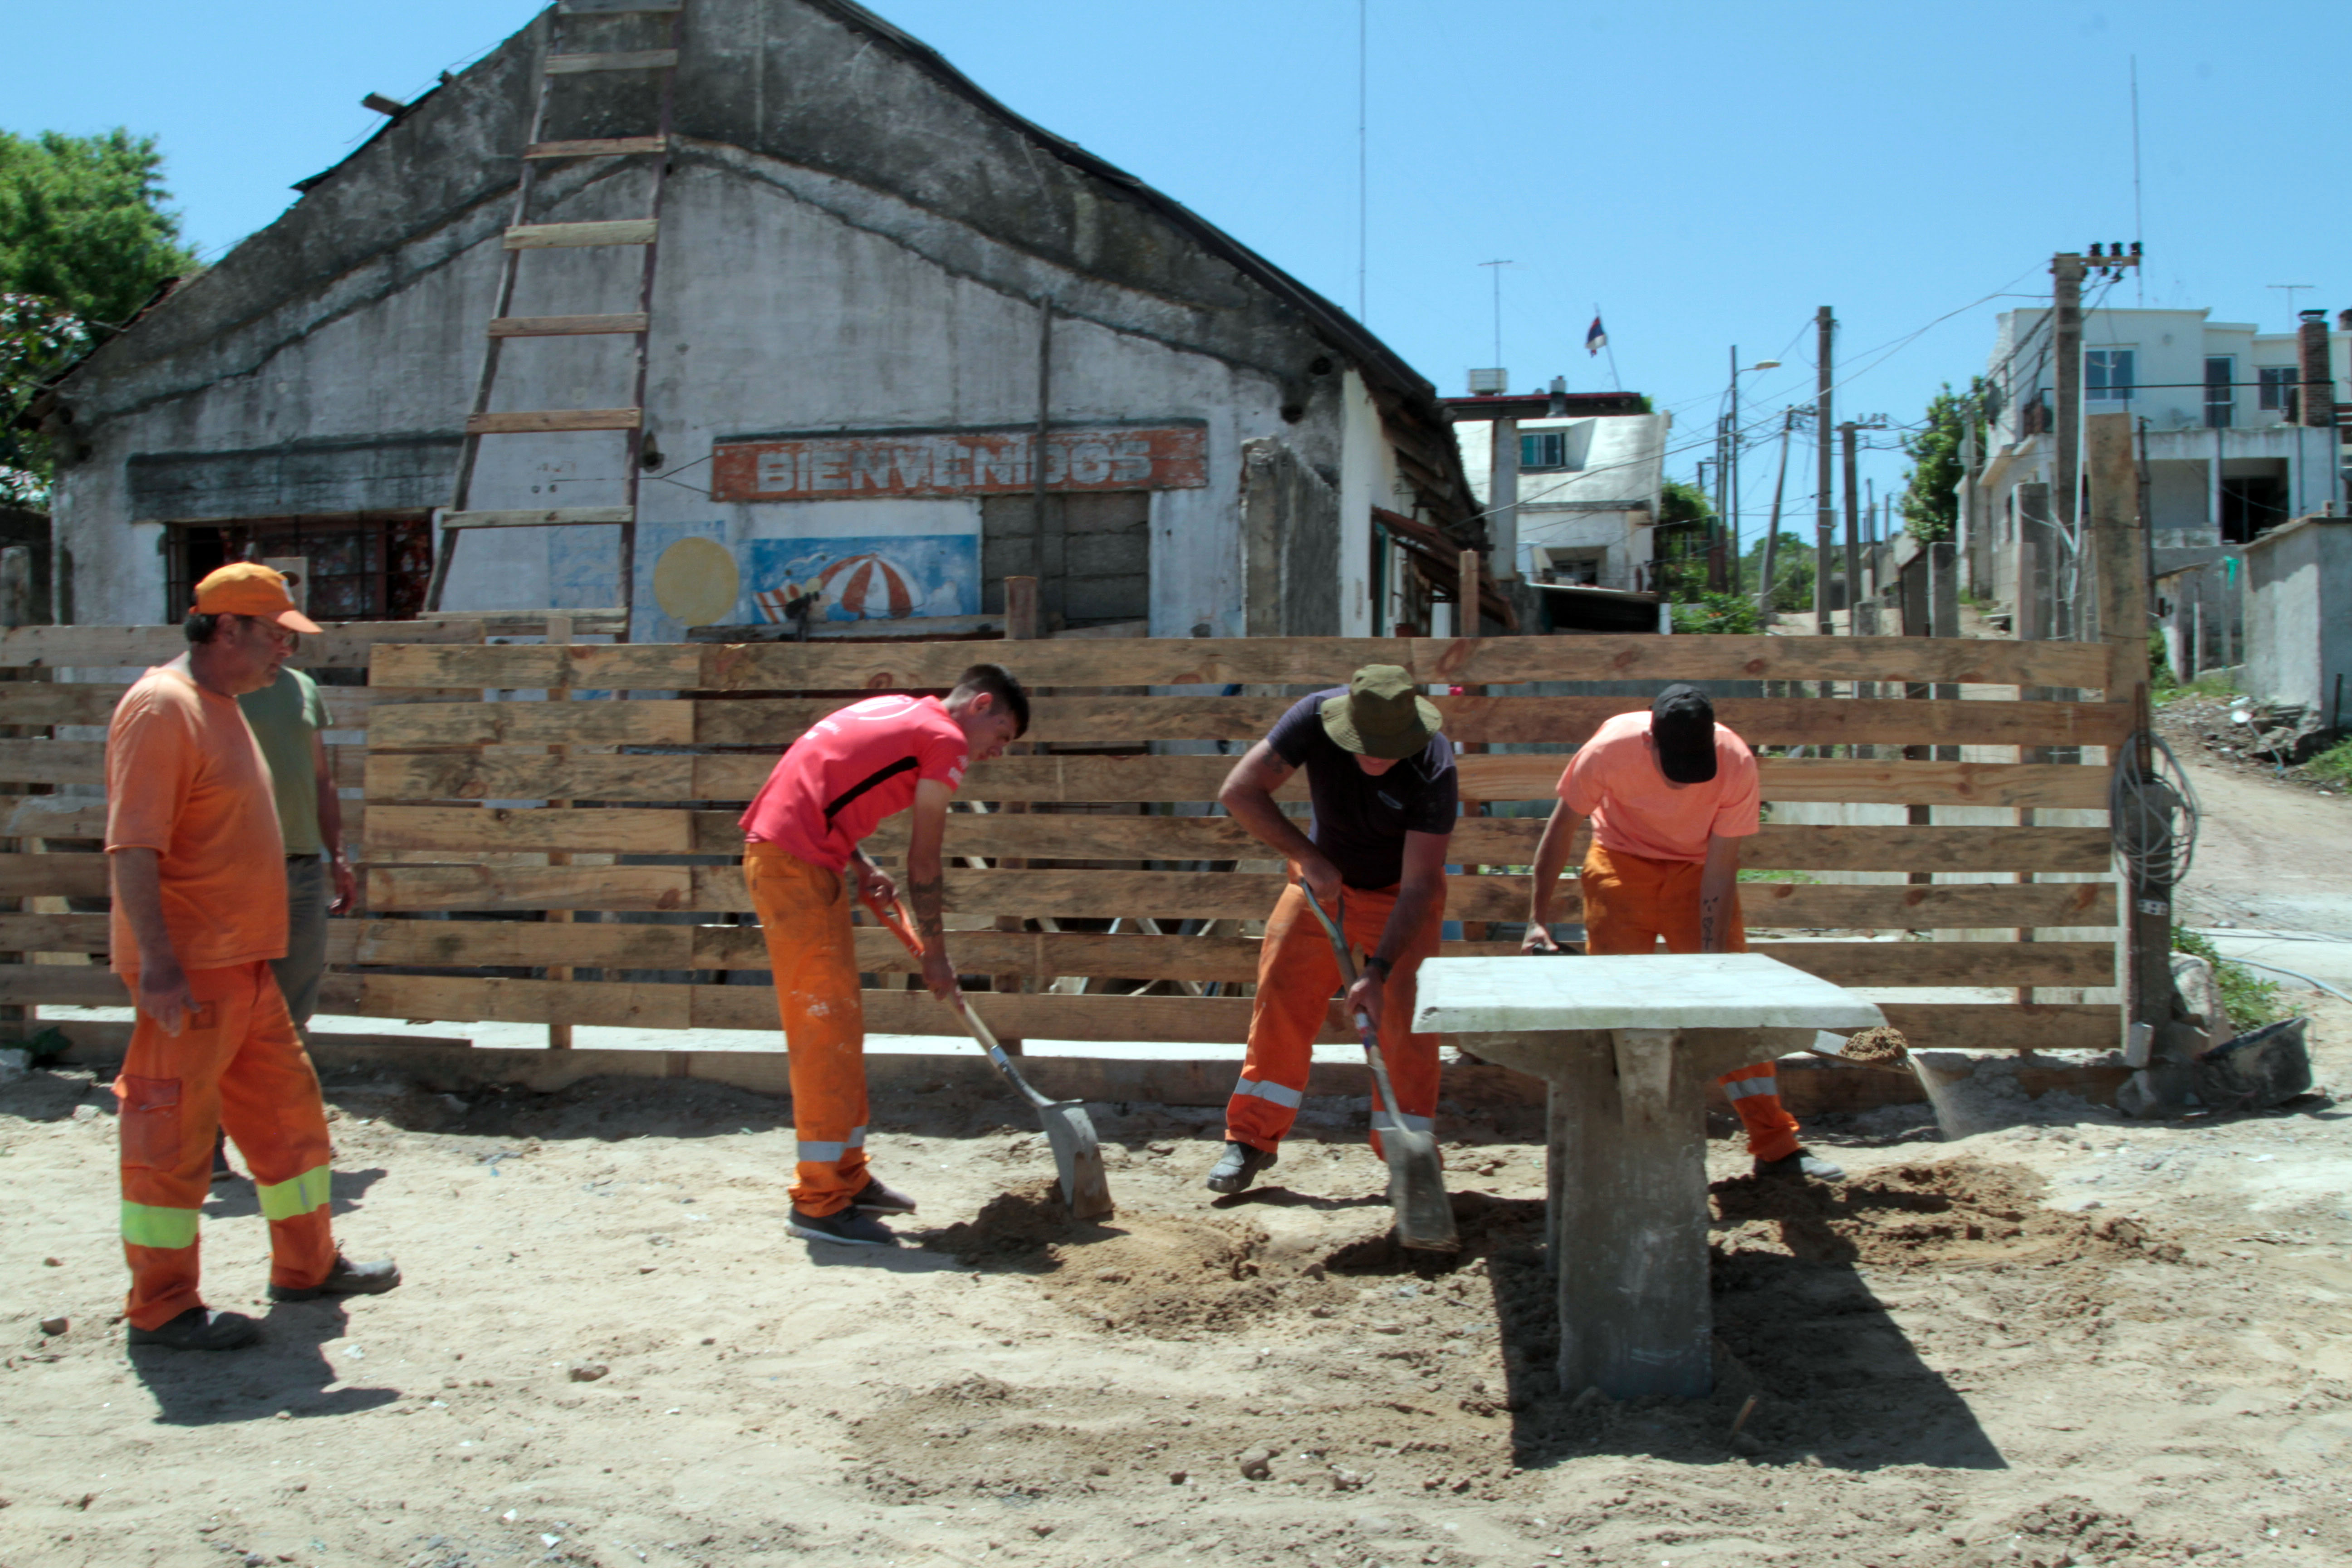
859, 888, 1028, 1077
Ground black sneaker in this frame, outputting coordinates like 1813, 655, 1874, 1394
1755, 1148, 1846, 1182
127, 1307, 261, 1351
1205, 1141, 1277, 1195
270, 1254, 402, 1303
850, 1176, 917, 1215
789, 1207, 900, 1248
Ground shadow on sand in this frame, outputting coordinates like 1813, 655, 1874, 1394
129, 1299, 401, 1428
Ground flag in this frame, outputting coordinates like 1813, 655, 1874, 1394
1585, 316, 1608, 356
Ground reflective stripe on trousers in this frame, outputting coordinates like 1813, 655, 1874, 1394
745, 846, 873, 1217
1225, 877, 1445, 1158
116, 960, 337, 1331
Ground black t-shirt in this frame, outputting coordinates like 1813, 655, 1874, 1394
1264, 688, 1459, 890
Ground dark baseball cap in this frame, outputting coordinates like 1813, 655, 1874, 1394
1651, 683, 1718, 784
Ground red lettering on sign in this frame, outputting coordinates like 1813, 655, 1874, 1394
710, 424, 1206, 502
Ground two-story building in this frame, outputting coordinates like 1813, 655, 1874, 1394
1970, 304, 2349, 669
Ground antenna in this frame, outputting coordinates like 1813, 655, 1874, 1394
1357, 0, 1367, 323
2269, 283, 2316, 322
1479, 260, 1514, 374
2129, 56, 2144, 306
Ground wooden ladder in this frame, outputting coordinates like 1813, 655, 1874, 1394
423, 0, 685, 637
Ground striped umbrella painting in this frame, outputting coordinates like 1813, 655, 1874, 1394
815, 552, 918, 619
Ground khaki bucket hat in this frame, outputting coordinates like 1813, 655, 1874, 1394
1319, 664, 1442, 760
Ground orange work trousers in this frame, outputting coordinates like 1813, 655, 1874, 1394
745, 845, 871, 1217
1226, 877, 1445, 1159
1579, 842, 1803, 1163
116, 961, 337, 1331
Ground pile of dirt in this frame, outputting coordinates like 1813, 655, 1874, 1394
1842, 1024, 1911, 1064
1712, 1157, 2184, 1271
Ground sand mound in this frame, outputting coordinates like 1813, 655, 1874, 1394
1712, 1157, 2185, 1271
1842, 1024, 1910, 1064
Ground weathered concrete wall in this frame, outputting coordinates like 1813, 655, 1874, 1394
2245, 514, 2352, 715
49, 0, 1412, 639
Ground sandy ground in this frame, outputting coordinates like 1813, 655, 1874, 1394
11, 733, 2352, 1568
8, 986, 2352, 1568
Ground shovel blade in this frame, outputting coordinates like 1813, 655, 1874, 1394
1039, 1099, 1116, 1221
1382, 1128, 1459, 1253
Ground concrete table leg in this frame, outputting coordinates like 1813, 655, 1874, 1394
1548, 1027, 1714, 1399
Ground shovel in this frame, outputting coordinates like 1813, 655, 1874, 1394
859, 892, 1114, 1221
1300, 889, 1458, 1253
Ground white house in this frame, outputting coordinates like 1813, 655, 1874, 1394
1447, 390, 1668, 595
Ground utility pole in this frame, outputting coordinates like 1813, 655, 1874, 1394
2051, 254, 2086, 642
1841, 421, 1863, 631
1813, 307, 1835, 634
1755, 406, 1798, 626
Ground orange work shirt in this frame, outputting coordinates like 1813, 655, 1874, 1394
104, 665, 289, 975
1556, 710, 1761, 864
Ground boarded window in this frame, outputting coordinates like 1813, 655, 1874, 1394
165, 514, 432, 624
980, 492, 1150, 629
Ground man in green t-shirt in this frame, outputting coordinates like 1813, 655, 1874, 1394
213, 664, 354, 1179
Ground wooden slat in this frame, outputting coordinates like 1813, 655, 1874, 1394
353, 974, 692, 1029
466, 409, 642, 435
0, 967, 127, 1006
545, 48, 681, 73
1878, 1002, 2121, 1053
1759, 940, 2113, 989
0, 853, 111, 898
0, 683, 471, 730
1, 798, 108, 838
486, 314, 651, 338
522, 136, 669, 159
362, 862, 2113, 928
441, 507, 635, 530
502, 220, 659, 250
359, 748, 2111, 813
364, 633, 2116, 694
370, 802, 2112, 875
374, 691, 2124, 751
0, 619, 499, 672
0, 911, 112, 950
0, 741, 106, 785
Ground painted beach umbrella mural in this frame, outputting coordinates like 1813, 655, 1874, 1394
817, 552, 919, 618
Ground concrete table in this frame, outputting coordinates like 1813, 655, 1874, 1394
1414, 953, 1885, 1400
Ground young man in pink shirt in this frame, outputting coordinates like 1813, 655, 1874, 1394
740, 665, 1028, 1246
1522, 684, 1843, 1181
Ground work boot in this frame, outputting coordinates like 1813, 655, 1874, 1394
1204, 1141, 1277, 1195
850, 1176, 917, 1215
789, 1206, 901, 1248
1754, 1148, 1846, 1182
270, 1254, 403, 1303
127, 1307, 262, 1352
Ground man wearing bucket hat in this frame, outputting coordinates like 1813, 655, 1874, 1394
1206, 665, 1458, 1194
104, 564, 399, 1351
1521, 683, 1843, 1181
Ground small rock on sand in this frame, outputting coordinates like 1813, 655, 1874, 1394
1843, 1025, 1910, 1064
39, 1317, 67, 1336
568, 1362, 609, 1383
1237, 1447, 1273, 1480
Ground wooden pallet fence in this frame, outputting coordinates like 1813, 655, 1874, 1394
331, 632, 2127, 1057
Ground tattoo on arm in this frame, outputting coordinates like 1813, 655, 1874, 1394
910, 869, 946, 944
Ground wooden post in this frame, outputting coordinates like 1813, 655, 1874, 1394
991, 577, 1039, 1052
544, 612, 574, 1049
1455, 548, 1487, 942
1548, 1029, 1714, 1399
2087, 412, 2165, 1047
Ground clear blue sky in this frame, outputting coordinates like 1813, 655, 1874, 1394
13, 0, 2345, 533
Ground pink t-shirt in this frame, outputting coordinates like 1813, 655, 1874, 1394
1556, 710, 1760, 865
740, 695, 970, 872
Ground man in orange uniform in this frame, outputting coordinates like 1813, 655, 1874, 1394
1207, 666, 1456, 1195
743, 665, 1028, 1247
1523, 684, 1843, 1181
108, 564, 400, 1351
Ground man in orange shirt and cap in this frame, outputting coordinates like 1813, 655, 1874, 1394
1522, 684, 1843, 1182
107, 564, 400, 1351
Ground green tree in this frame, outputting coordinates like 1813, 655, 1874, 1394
1897, 377, 1987, 544
1739, 529, 1815, 612
1, 128, 196, 504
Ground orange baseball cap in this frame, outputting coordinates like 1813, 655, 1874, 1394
191, 563, 323, 634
